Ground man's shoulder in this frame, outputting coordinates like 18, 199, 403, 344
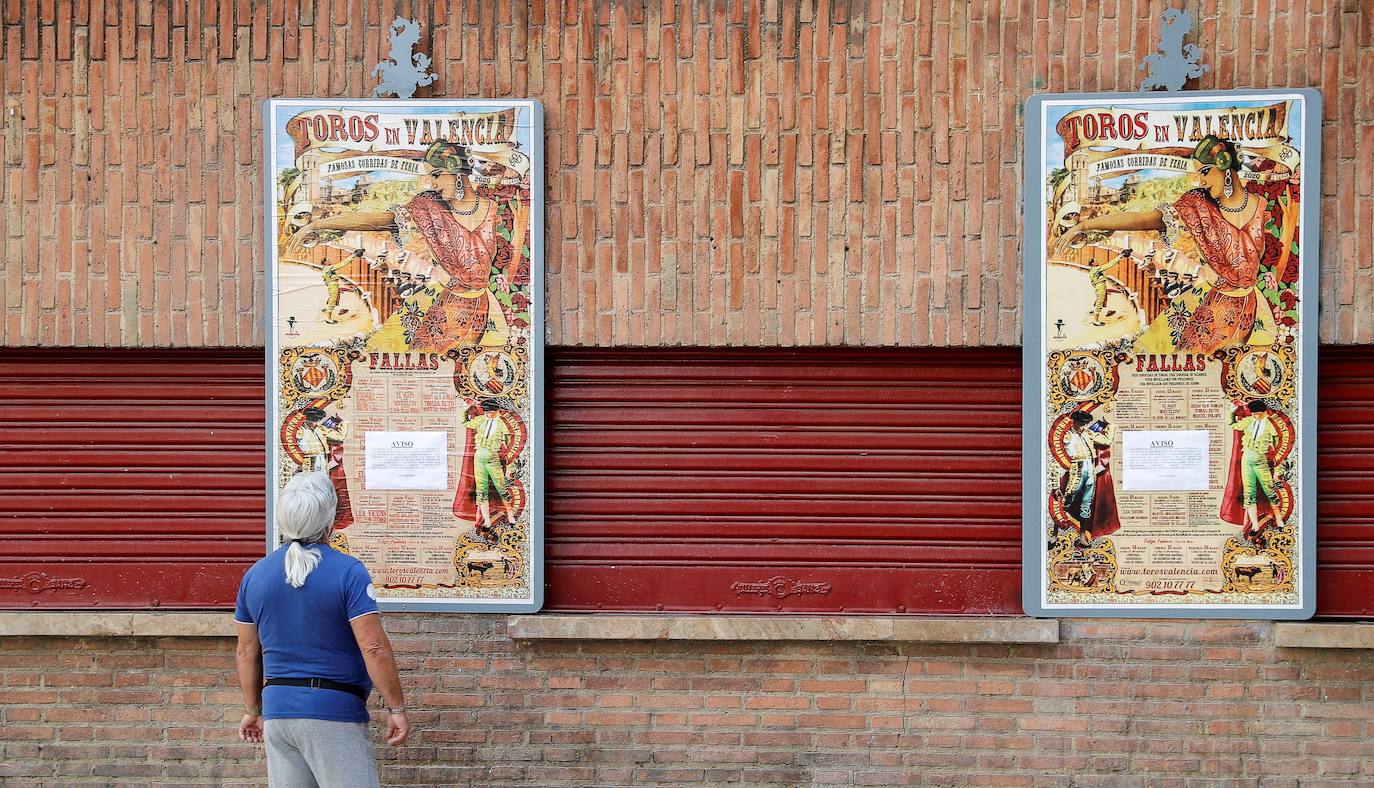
244, 549, 283, 579
320, 546, 369, 576
238, 550, 283, 609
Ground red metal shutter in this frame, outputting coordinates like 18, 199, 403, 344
0, 350, 265, 608
545, 348, 1022, 614
2, 347, 1373, 616
1315, 348, 1374, 616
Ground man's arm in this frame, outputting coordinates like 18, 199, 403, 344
235, 622, 264, 743
1089, 423, 1117, 446
1055, 210, 1166, 256
286, 212, 398, 254
460, 406, 484, 429
350, 613, 411, 745
306, 212, 399, 233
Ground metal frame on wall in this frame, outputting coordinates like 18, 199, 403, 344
263, 98, 544, 613
1022, 89, 1320, 619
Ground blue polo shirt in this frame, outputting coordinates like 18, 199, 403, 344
234, 545, 379, 722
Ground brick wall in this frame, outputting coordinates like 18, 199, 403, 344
2, 1, 1372, 348
3, 617, 1374, 785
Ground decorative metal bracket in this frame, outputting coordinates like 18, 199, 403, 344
1139, 8, 1210, 92
372, 17, 438, 99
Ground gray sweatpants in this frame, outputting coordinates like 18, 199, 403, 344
264, 718, 380, 788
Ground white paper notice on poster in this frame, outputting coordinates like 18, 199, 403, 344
1121, 430, 1210, 491
364, 431, 448, 490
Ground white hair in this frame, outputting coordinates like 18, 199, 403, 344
277, 472, 337, 588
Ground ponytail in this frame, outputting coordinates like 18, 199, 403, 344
276, 472, 337, 588
284, 541, 323, 588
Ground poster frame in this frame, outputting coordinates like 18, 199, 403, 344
261, 97, 545, 614
1021, 89, 1320, 620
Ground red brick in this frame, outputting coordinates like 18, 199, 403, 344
2, 2, 1364, 348
0, 610, 1366, 779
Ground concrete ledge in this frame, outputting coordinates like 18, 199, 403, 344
0, 612, 236, 638
507, 615, 1060, 644
1275, 622, 1374, 649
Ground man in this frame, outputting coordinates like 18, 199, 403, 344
1228, 400, 1285, 544
413, 273, 433, 297
236, 472, 410, 787
1086, 250, 1128, 326
1163, 270, 1190, 300
319, 257, 351, 324
460, 400, 515, 543
296, 406, 354, 529
296, 407, 346, 474
1061, 410, 1120, 547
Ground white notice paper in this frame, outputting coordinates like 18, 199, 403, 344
1121, 430, 1210, 491
364, 431, 448, 490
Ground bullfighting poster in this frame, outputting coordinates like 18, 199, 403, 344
264, 99, 544, 613
1022, 90, 1319, 619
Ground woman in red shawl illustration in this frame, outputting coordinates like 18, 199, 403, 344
289, 140, 513, 352
1056, 135, 1299, 353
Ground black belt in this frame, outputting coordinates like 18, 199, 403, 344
263, 677, 369, 701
